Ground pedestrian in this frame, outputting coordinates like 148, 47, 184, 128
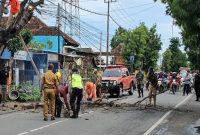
194, 70, 200, 101
147, 67, 158, 107
55, 72, 71, 118
85, 81, 97, 102
136, 68, 144, 98
69, 68, 83, 118
5, 0, 20, 28
183, 71, 192, 96
41, 64, 58, 121
0, 65, 9, 104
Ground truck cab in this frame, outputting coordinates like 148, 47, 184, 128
101, 66, 136, 97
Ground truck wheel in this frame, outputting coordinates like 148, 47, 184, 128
117, 85, 123, 98
128, 83, 134, 95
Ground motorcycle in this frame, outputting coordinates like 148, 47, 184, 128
162, 77, 168, 90
157, 78, 164, 93
171, 79, 177, 94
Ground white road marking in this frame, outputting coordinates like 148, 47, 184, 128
143, 94, 193, 135
17, 132, 29, 135
17, 111, 94, 135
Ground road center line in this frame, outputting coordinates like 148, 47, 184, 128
143, 94, 193, 135
17, 111, 94, 135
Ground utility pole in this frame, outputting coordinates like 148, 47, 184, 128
104, 0, 117, 67
57, 3, 61, 70
100, 32, 102, 69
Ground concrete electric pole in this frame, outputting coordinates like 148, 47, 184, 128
104, 0, 117, 67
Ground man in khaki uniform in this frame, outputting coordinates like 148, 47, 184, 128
41, 64, 58, 121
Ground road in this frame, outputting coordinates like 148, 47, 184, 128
0, 90, 198, 135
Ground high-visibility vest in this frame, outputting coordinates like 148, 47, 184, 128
70, 74, 83, 89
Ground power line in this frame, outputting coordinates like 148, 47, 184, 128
110, 2, 154, 12
109, 15, 123, 28
62, 0, 107, 16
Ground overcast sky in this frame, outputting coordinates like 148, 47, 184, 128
37, 0, 181, 53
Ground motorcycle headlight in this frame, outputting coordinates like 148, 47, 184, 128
113, 81, 117, 86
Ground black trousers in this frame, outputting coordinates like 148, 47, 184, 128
138, 84, 143, 97
55, 96, 63, 117
183, 84, 190, 95
70, 88, 83, 115
195, 87, 200, 100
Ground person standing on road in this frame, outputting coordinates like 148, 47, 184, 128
0, 65, 9, 104
183, 71, 192, 96
194, 71, 200, 101
136, 68, 144, 98
91, 69, 102, 98
147, 67, 158, 107
69, 68, 83, 118
41, 64, 58, 121
55, 72, 71, 118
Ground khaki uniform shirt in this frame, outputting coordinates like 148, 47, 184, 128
42, 70, 58, 89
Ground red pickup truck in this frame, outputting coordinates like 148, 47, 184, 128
101, 66, 136, 97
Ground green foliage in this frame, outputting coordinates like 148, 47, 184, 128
156, 0, 200, 70
117, 23, 162, 71
110, 27, 127, 50
7, 37, 22, 56
18, 82, 41, 102
20, 29, 33, 44
143, 25, 162, 72
7, 29, 33, 56
162, 38, 188, 72
162, 48, 172, 72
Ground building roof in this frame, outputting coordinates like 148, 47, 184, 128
0, 16, 79, 47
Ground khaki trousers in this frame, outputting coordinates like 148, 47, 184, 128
43, 88, 55, 118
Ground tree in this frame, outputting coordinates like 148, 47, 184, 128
155, 0, 200, 70
162, 48, 172, 72
0, 0, 44, 57
143, 25, 162, 72
121, 23, 148, 70
110, 27, 127, 50
162, 37, 188, 72
119, 23, 162, 71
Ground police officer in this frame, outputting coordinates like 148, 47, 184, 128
136, 68, 144, 98
41, 64, 58, 121
69, 68, 83, 118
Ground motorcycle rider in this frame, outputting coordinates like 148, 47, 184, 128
157, 72, 164, 93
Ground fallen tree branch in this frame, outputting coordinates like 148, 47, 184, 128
133, 88, 170, 107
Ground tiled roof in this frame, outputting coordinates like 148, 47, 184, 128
0, 16, 79, 47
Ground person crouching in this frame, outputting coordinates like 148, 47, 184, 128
85, 81, 97, 102
55, 72, 71, 118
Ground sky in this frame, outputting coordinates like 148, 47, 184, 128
37, 0, 181, 53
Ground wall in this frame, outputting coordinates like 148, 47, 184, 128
32, 36, 64, 53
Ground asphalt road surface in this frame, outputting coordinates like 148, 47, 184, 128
0, 90, 197, 135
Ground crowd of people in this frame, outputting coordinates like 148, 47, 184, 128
135, 68, 200, 107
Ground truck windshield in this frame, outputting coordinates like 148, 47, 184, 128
103, 69, 122, 77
